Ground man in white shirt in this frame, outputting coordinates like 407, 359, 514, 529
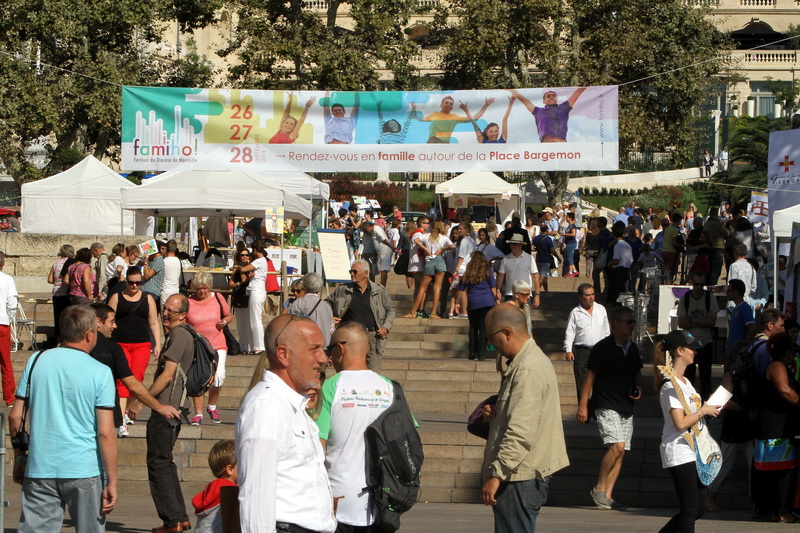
727, 243, 756, 305
0, 251, 17, 405
564, 283, 610, 396
497, 233, 541, 308
607, 226, 632, 307
236, 315, 336, 533
317, 322, 395, 532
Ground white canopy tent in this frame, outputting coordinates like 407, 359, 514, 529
772, 203, 800, 307
21, 155, 150, 234
184, 148, 330, 200
434, 170, 522, 223
120, 166, 312, 220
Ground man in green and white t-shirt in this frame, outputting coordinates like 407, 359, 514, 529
317, 322, 394, 531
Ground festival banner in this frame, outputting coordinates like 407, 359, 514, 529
748, 191, 769, 225
121, 86, 619, 173
767, 129, 800, 221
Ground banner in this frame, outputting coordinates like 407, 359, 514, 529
121, 86, 619, 173
748, 191, 769, 225
767, 129, 800, 223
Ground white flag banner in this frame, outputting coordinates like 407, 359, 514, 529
749, 191, 769, 224
767, 129, 800, 226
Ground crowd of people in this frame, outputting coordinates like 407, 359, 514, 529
5, 189, 800, 533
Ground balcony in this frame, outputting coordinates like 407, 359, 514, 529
728, 49, 798, 74
410, 48, 444, 70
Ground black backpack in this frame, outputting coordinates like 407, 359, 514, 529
170, 325, 219, 404
730, 338, 765, 411
364, 380, 424, 533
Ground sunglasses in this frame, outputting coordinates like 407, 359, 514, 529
127, 280, 143, 286
291, 288, 302, 294
326, 340, 347, 355
239, 253, 250, 258
274, 315, 301, 348
348, 269, 359, 274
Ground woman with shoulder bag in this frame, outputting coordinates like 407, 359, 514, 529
229, 249, 254, 354
185, 271, 233, 425
653, 331, 722, 533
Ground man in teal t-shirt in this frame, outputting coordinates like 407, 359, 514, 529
9, 305, 117, 533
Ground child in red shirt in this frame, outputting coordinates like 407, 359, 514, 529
192, 439, 238, 533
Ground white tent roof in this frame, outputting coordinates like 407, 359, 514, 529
435, 171, 521, 197
177, 148, 330, 200
21, 155, 145, 234
773, 203, 800, 238
121, 166, 312, 219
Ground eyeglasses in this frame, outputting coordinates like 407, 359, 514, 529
348, 269, 359, 275
274, 315, 301, 348
239, 254, 250, 258
489, 327, 507, 339
163, 307, 183, 315
516, 292, 531, 298
326, 340, 347, 355
127, 280, 142, 286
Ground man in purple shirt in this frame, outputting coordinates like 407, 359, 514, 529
510, 87, 587, 142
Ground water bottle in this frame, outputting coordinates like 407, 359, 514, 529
209, 255, 216, 270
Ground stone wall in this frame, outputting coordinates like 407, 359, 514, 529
1, 233, 153, 294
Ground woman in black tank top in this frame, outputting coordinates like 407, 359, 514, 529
108, 267, 162, 436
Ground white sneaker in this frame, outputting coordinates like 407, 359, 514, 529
118, 425, 129, 438
123, 414, 134, 426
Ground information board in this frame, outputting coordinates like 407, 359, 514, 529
317, 229, 351, 283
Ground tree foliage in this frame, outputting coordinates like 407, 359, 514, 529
223, 0, 421, 91
436, 0, 730, 203
0, 0, 219, 186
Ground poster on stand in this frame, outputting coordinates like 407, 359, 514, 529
122, 86, 619, 173
783, 222, 800, 320
767, 129, 800, 233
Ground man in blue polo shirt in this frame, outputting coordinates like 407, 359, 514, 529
9, 305, 117, 533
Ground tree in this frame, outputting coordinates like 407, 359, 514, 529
223, 0, 421, 91
0, 0, 219, 187
436, 0, 730, 204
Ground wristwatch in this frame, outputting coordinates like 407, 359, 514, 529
14, 454, 27, 465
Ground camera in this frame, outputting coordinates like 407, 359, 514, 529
628, 387, 641, 400
11, 430, 29, 452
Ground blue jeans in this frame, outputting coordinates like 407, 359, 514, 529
19, 475, 106, 533
564, 241, 577, 269
493, 477, 550, 533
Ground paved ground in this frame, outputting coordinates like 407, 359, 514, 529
0, 486, 793, 532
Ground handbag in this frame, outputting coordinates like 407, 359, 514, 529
658, 363, 722, 486
215, 293, 240, 355
467, 395, 498, 440
754, 438, 798, 471
231, 278, 250, 308
594, 248, 609, 270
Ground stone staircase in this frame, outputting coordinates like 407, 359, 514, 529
5, 275, 750, 512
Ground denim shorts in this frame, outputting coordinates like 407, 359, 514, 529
424, 255, 447, 275
537, 262, 551, 277
596, 408, 633, 450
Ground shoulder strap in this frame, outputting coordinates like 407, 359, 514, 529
21, 350, 48, 432
215, 292, 225, 320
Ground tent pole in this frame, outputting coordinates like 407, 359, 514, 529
280, 199, 286, 312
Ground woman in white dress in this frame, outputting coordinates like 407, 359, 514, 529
654, 330, 722, 533
232, 240, 269, 353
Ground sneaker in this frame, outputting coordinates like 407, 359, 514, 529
207, 409, 221, 424
123, 414, 134, 426
416, 311, 430, 319
609, 499, 628, 511
117, 425, 129, 438
191, 414, 203, 426
456, 314, 469, 319
590, 487, 612, 510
